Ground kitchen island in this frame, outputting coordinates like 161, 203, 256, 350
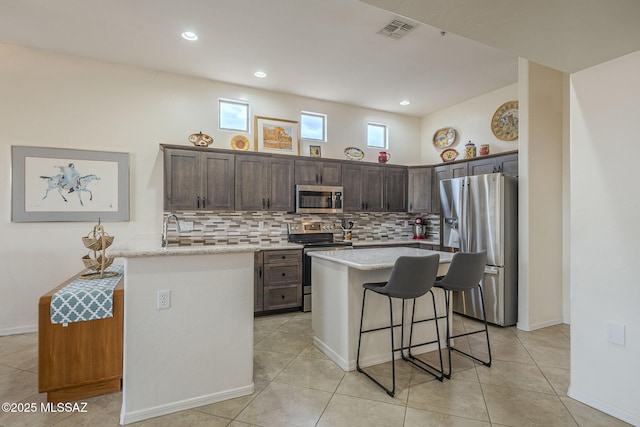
308, 247, 453, 371
108, 241, 300, 425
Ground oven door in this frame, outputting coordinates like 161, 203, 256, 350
302, 245, 352, 312
296, 185, 343, 214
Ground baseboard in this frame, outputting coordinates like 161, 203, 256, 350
517, 317, 565, 331
313, 336, 350, 371
567, 386, 639, 426
0, 324, 37, 336
119, 383, 254, 425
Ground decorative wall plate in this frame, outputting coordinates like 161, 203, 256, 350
491, 101, 519, 141
188, 132, 213, 147
230, 134, 250, 151
433, 127, 456, 148
440, 148, 459, 162
344, 146, 365, 161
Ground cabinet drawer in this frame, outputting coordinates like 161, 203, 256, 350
263, 250, 302, 264
264, 264, 301, 286
264, 284, 301, 310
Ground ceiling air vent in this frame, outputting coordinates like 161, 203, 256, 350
377, 17, 418, 40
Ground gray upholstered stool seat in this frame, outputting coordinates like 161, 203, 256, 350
356, 254, 444, 397
434, 250, 491, 378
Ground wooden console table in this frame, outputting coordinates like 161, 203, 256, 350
38, 270, 123, 402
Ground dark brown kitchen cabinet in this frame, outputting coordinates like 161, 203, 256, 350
235, 154, 295, 211
384, 166, 408, 212
163, 148, 235, 211
468, 153, 518, 176
256, 249, 302, 312
343, 163, 384, 212
408, 167, 432, 213
295, 159, 342, 186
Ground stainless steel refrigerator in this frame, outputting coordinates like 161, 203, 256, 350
440, 173, 518, 326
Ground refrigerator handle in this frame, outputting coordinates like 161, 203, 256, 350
460, 178, 468, 252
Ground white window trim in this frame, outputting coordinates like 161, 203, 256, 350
301, 111, 327, 142
218, 98, 250, 133
367, 121, 388, 149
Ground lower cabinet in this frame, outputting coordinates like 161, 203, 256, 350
255, 249, 302, 313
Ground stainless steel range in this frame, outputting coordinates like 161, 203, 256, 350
287, 222, 353, 312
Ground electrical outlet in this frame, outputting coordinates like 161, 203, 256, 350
180, 222, 193, 232
157, 290, 171, 309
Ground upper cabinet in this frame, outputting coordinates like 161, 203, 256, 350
294, 159, 342, 186
384, 166, 408, 212
163, 147, 235, 211
343, 163, 406, 212
468, 153, 518, 176
408, 167, 432, 213
235, 154, 295, 211
431, 162, 468, 214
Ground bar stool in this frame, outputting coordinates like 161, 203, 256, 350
435, 251, 491, 378
356, 254, 443, 397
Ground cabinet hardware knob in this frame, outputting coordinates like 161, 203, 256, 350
320, 175, 323, 184
262, 198, 266, 209
282, 272, 286, 276
202, 197, 206, 209
316, 174, 319, 183
267, 198, 271, 209
281, 295, 285, 299
197, 196, 200, 209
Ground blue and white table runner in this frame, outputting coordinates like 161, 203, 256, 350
50, 264, 123, 326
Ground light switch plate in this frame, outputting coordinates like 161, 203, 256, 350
607, 321, 625, 346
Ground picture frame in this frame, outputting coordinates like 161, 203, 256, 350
11, 146, 130, 222
310, 145, 321, 158
254, 116, 299, 156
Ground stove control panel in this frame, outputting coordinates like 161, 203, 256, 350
288, 222, 335, 234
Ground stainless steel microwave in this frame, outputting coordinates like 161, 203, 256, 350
295, 185, 343, 214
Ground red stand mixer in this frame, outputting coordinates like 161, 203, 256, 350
412, 217, 425, 240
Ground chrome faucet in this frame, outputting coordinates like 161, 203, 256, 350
162, 214, 181, 248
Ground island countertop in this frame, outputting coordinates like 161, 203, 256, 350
307, 246, 453, 270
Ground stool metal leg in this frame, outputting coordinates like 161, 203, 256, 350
446, 284, 492, 373
356, 290, 397, 397
400, 292, 444, 381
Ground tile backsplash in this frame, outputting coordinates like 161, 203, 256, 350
164, 211, 440, 246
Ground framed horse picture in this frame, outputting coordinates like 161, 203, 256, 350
11, 146, 129, 222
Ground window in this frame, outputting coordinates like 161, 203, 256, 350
367, 122, 387, 149
219, 99, 249, 132
301, 111, 326, 141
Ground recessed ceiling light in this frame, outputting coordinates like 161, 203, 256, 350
181, 31, 198, 41
254, 71, 267, 78
400, 100, 411, 106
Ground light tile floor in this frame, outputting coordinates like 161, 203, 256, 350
0, 312, 632, 427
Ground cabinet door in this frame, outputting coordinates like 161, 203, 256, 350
384, 167, 407, 212
450, 162, 468, 178
342, 163, 363, 211
468, 157, 498, 176
235, 154, 269, 210
498, 153, 518, 176
431, 165, 449, 214
164, 148, 200, 210
254, 252, 264, 312
294, 160, 320, 185
202, 152, 235, 210
408, 167, 432, 213
319, 161, 342, 186
362, 165, 385, 212
269, 157, 295, 211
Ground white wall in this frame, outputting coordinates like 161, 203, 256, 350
568, 50, 640, 425
420, 84, 518, 164
517, 59, 566, 331
0, 43, 420, 333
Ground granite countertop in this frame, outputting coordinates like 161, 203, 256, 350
108, 241, 303, 258
307, 246, 453, 270
351, 238, 440, 247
